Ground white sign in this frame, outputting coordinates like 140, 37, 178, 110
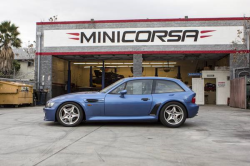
21, 87, 29, 91
218, 82, 225, 87
44, 26, 243, 47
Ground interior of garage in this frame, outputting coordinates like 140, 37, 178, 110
204, 78, 216, 104
51, 54, 229, 99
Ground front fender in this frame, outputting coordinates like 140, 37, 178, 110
54, 99, 105, 121
50, 100, 88, 121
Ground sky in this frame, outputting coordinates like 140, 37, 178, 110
0, 0, 250, 47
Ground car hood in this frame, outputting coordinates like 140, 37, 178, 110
49, 91, 106, 102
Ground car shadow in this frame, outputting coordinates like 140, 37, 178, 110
83, 121, 164, 128
43, 121, 198, 128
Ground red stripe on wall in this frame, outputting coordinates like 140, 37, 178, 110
67, 33, 80, 36
200, 35, 212, 38
200, 30, 216, 34
36, 50, 250, 56
69, 38, 79, 40
37, 17, 250, 25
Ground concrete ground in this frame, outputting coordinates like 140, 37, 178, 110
0, 105, 249, 166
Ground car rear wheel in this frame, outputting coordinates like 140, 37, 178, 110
160, 102, 187, 128
56, 102, 84, 127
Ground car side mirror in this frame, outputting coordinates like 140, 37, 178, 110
119, 90, 127, 98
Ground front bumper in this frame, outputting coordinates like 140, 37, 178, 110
43, 107, 57, 121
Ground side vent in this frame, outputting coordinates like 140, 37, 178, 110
86, 99, 98, 102
149, 103, 161, 115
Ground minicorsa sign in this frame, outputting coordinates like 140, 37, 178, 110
44, 26, 243, 47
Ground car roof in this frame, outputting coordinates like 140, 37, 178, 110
123, 77, 180, 81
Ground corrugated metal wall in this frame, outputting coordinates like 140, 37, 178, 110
230, 77, 246, 109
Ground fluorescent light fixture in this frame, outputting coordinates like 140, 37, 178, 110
84, 66, 90, 68
152, 65, 174, 67
164, 62, 177, 64
150, 63, 163, 64
142, 63, 149, 64
124, 63, 133, 64
98, 63, 111, 64
164, 65, 175, 67
86, 63, 98, 64
74, 63, 85, 64
111, 63, 123, 64
142, 65, 151, 67
152, 65, 163, 67
93, 65, 130, 68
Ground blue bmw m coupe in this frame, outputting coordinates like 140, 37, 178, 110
44, 77, 198, 127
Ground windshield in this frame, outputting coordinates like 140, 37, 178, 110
100, 79, 125, 93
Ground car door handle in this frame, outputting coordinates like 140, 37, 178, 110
141, 98, 150, 101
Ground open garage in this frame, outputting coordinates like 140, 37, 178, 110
51, 54, 229, 97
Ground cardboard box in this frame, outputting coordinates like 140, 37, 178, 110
215, 66, 230, 71
203, 67, 210, 70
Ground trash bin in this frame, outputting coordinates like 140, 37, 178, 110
0, 81, 33, 106
35, 90, 47, 105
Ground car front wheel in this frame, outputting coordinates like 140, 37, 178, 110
160, 102, 187, 128
56, 102, 84, 127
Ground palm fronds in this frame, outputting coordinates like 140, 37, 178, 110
0, 21, 22, 73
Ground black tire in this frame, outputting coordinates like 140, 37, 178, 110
159, 102, 187, 128
56, 102, 84, 127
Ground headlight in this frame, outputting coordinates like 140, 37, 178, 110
46, 101, 55, 108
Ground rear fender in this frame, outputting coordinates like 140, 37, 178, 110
156, 100, 188, 118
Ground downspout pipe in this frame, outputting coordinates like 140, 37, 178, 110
37, 32, 42, 90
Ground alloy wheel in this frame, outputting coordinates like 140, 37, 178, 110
59, 104, 80, 125
164, 105, 184, 125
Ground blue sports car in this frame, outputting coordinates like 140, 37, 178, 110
44, 77, 198, 127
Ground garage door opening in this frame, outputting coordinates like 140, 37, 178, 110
51, 54, 229, 98
204, 78, 216, 105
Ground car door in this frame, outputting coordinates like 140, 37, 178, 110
105, 79, 153, 116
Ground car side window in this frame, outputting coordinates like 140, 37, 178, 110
125, 80, 153, 95
154, 80, 184, 93
110, 83, 126, 94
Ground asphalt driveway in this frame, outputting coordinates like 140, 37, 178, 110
0, 105, 249, 166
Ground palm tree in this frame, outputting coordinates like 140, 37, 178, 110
0, 21, 21, 74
